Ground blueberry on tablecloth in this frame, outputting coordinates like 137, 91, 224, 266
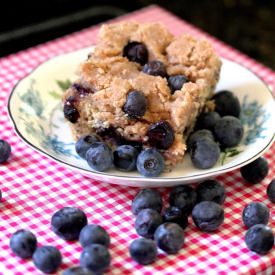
132, 188, 163, 215
80, 244, 111, 273
79, 224, 110, 248
134, 208, 163, 239
242, 202, 269, 228
267, 179, 275, 203
129, 238, 157, 265
169, 185, 197, 215
192, 201, 224, 232
33, 246, 62, 274
240, 157, 269, 184
9, 229, 37, 259
51, 207, 87, 241
196, 179, 226, 204
154, 222, 185, 254
245, 224, 274, 255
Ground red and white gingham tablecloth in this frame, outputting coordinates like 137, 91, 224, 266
0, 5, 275, 275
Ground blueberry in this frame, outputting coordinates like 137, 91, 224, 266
0, 139, 11, 163
80, 244, 111, 273
123, 41, 148, 65
75, 135, 99, 159
162, 206, 188, 229
113, 145, 138, 171
63, 266, 93, 275
245, 224, 274, 255
267, 179, 275, 203
9, 229, 37, 259
242, 202, 269, 229
129, 238, 157, 265
190, 138, 220, 169
168, 75, 189, 93
131, 188, 163, 215
142, 60, 166, 77
136, 148, 164, 177
214, 116, 244, 148
147, 121, 175, 149
134, 208, 163, 239
123, 90, 147, 118
51, 207, 87, 241
63, 96, 80, 123
86, 142, 113, 172
79, 224, 110, 248
169, 185, 197, 215
192, 201, 224, 232
73, 83, 93, 96
196, 180, 226, 204
240, 157, 269, 184
195, 112, 221, 131
187, 129, 215, 150
212, 90, 241, 117
33, 246, 62, 274
154, 223, 184, 254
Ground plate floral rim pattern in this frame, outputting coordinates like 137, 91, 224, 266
7, 48, 275, 183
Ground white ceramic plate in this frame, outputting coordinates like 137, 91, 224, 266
8, 47, 275, 187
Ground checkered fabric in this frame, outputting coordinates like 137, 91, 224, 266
0, 5, 275, 275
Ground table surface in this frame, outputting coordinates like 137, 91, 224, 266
0, 5, 275, 275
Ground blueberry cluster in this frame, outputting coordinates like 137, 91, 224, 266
242, 202, 274, 254
188, 90, 244, 169
10, 207, 111, 274
130, 181, 226, 265
75, 134, 166, 177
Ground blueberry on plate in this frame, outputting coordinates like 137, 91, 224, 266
190, 138, 220, 169
80, 244, 111, 273
113, 145, 138, 171
63, 96, 80, 123
212, 90, 241, 117
9, 229, 37, 259
123, 41, 148, 65
123, 90, 147, 118
154, 222, 184, 254
240, 157, 269, 184
63, 266, 93, 275
169, 185, 197, 215
195, 112, 220, 131
187, 129, 215, 151
192, 201, 224, 232
136, 148, 165, 177
0, 139, 11, 163
162, 206, 188, 229
51, 207, 87, 241
214, 116, 244, 148
242, 202, 269, 228
129, 238, 157, 265
86, 142, 113, 172
267, 179, 275, 203
147, 121, 175, 150
168, 75, 189, 93
134, 208, 163, 239
79, 224, 110, 248
75, 135, 99, 159
245, 224, 274, 255
142, 60, 167, 77
196, 179, 226, 204
33, 246, 62, 274
131, 188, 163, 215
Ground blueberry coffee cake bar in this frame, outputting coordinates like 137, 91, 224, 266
62, 22, 221, 168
